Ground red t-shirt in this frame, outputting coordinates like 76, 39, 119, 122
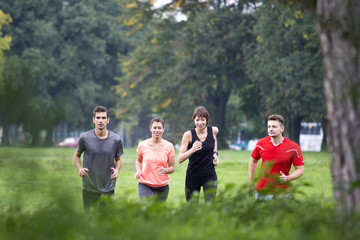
251, 136, 304, 191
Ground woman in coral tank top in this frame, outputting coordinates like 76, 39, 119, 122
135, 117, 175, 201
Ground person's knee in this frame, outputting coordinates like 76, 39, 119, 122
204, 180, 217, 192
186, 189, 200, 202
203, 180, 217, 202
204, 189, 216, 202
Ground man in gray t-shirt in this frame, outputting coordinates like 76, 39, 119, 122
73, 106, 123, 209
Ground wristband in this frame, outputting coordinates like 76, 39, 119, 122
213, 151, 218, 156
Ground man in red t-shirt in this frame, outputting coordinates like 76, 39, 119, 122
248, 114, 304, 199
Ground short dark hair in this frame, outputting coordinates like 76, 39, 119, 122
93, 105, 109, 118
192, 106, 209, 124
150, 117, 165, 128
268, 114, 285, 126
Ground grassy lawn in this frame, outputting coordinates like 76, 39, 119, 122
4, 147, 358, 240
0, 147, 333, 210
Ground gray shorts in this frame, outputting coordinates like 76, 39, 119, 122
255, 191, 293, 200
138, 182, 169, 202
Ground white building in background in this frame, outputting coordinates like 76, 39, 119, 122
299, 122, 323, 152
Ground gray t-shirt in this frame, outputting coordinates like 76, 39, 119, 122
77, 129, 123, 193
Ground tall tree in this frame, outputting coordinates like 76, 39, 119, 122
317, 0, 360, 218
0, 9, 11, 83
0, 9, 12, 146
0, 0, 128, 146
245, 1, 324, 144
116, 0, 256, 148
273, 0, 360, 219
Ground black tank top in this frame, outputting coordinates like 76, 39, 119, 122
187, 126, 216, 176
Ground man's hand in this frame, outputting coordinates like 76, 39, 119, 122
111, 167, 119, 180
247, 183, 255, 196
78, 168, 89, 178
280, 171, 288, 183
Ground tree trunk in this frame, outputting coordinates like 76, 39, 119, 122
212, 85, 230, 149
288, 116, 302, 145
44, 125, 54, 147
317, 0, 360, 217
321, 118, 328, 151
0, 120, 10, 146
30, 128, 41, 147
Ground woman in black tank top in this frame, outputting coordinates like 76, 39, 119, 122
177, 106, 219, 203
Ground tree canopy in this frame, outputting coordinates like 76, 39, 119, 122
0, 0, 128, 146
116, 0, 258, 147
115, 0, 324, 147
0, 0, 326, 149
245, 1, 324, 143
0, 9, 12, 84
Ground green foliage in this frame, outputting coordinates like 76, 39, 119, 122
3, 196, 352, 240
0, 0, 128, 145
116, 0, 257, 148
245, 1, 325, 140
0, 148, 352, 240
115, 0, 326, 146
0, 9, 11, 84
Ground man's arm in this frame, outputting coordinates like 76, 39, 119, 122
247, 157, 259, 193
280, 165, 304, 183
73, 150, 88, 178
111, 156, 122, 180
248, 157, 259, 183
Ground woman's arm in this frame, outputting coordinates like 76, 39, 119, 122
157, 155, 175, 175
177, 131, 201, 163
166, 155, 175, 174
135, 152, 143, 180
212, 126, 219, 166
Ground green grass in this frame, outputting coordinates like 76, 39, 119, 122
3, 147, 355, 240
0, 147, 333, 209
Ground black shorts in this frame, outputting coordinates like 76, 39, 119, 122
185, 173, 217, 202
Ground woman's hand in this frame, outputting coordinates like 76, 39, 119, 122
191, 140, 202, 153
213, 154, 219, 166
156, 166, 166, 175
135, 171, 142, 180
